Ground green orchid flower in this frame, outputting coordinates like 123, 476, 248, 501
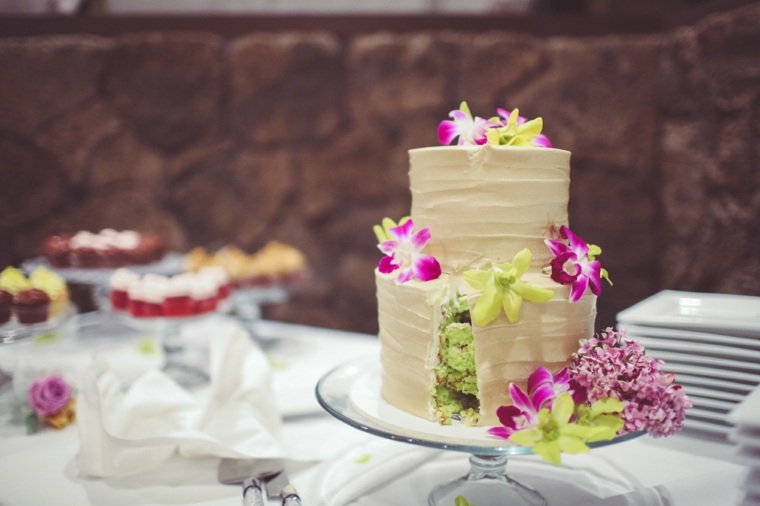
573, 397, 625, 442
587, 243, 613, 286
485, 108, 544, 147
508, 393, 615, 465
463, 248, 554, 326
372, 216, 411, 243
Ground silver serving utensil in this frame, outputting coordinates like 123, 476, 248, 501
218, 458, 284, 506
264, 470, 302, 506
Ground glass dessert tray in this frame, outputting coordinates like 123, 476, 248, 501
21, 253, 186, 285
316, 357, 643, 506
0, 304, 76, 344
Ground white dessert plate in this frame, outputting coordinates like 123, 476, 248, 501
730, 427, 760, 450
681, 417, 732, 438
662, 362, 760, 384
632, 335, 760, 363
688, 396, 737, 412
621, 323, 760, 351
741, 469, 760, 494
685, 406, 734, 424
647, 350, 760, 375
728, 385, 760, 430
617, 290, 760, 338
671, 372, 757, 393
735, 446, 760, 467
682, 384, 747, 403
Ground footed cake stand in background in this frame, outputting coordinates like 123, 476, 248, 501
316, 357, 643, 506
21, 254, 186, 312
110, 310, 223, 388
232, 285, 290, 345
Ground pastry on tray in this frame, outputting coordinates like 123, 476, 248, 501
42, 229, 167, 268
184, 241, 308, 288
109, 267, 231, 318
0, 266, 70, 326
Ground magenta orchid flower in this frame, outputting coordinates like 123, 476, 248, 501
528, 367, 587, 407
496, 107, 552, 148
378, 219, 441, 284
544, 226, 605, 303
438, 101, 494, 146
488, 366, 580, 439
487, 382, 540, 439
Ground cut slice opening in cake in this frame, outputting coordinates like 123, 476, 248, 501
433, 294, 480, 425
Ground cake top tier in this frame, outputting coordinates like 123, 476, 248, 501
409, 145, 572, 273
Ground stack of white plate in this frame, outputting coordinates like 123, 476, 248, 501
729, 386, 760, 505
617, 290, 760, 440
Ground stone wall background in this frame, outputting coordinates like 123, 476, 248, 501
1, 3, 759, 333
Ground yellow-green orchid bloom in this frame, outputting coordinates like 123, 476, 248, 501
372, 216, 411, 243
463, 248, 554, 326
508, 393, 616, 465
485, 108, 545, 147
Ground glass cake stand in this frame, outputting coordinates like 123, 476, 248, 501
315, 357, 644, 506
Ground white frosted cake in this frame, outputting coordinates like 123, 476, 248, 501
374, 105, 602, 427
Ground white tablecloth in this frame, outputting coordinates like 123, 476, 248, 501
0, 316, 748, 506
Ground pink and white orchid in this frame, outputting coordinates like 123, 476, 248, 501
488, 366, 580, 439
487, 382, 540, 439
496, 107, 553, 148
377, 219, 441, 284
544, 225, 607, 303
438, 101, 494, 146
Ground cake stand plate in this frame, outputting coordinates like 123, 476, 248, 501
316, 357, 643, 506
0, 304, 77, 345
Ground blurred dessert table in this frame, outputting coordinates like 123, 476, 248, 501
0, 316, 748, 506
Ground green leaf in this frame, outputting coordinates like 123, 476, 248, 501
354, 454, 371, 464
471, 283, 502, 327
26, 412, 40, 435
502, 288, 522, 323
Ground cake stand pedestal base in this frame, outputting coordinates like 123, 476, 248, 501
428, 455, 547, 506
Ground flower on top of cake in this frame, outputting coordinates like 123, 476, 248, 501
487, 328, 692, 464
438, 101, 552, 148
109, 267, 231, 318
374, 217, 441, 284
0, 266, 70, 325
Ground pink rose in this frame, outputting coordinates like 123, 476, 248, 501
27, 374, 72, 418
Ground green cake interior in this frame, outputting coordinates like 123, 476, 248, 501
433, 294, 479, 425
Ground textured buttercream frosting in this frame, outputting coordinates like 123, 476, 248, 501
409, 145, 571, 272
377, 144, 597, 427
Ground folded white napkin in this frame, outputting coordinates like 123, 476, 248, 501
76, 319, 298, 478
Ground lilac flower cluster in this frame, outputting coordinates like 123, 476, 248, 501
570, 328, 692, 437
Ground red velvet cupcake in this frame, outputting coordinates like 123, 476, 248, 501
14, 288, 50, 324
0, 289, 12, 324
